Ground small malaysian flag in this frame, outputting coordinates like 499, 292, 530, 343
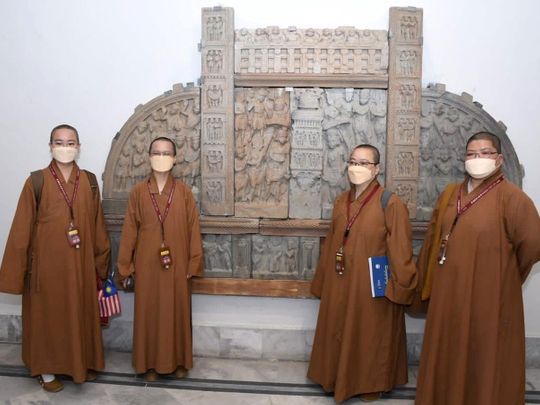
98, 277, 121, 318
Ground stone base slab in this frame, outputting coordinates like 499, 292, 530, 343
2, 313, 540, 367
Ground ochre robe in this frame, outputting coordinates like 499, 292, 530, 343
415, 171, 540, 405
308, 180, 418, 403
117, 175, 203, 374
0, 161, 110, 382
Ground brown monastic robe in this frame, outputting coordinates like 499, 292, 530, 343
0, 161, 110, 383
415, 170, 540, 405
117, 175, 203, 374
308, 180, 418, 403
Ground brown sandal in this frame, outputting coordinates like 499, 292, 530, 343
37, 375, 64, 393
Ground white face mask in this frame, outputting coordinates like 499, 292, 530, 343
465, 158, 497, 179
348, 165, 373, 185
150, 155, 174, 172
51, 146, 79, 163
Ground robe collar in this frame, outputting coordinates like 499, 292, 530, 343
462, 167, 504, 197
50, 159, 80, 185
147, 173, 174, 195
350, 179, 380, 203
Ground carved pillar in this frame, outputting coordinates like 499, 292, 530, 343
201, 7, 235, 215
289, 89, 324, 219
386, 7, 423, 217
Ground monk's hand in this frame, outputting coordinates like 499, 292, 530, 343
187, 274, 192, 279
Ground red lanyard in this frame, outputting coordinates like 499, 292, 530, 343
448, 175, 504, 236
49, 163, 80, 221
343, 184, 379, 246
147, 178, 176, 241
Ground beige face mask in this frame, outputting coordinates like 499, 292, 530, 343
348, 165, 373, 185
150, 155, 174, 172
465, 158, 497, 179
51, 146, 79, 163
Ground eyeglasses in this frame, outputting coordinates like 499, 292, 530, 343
52, 140, 78, 147
465, 150, 499, 159
348, 160, 377, 167
150, 151, 174, 157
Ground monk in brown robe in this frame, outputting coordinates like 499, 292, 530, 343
415, 132, 540, 405
117, 136, 203, 381
308, 144, 417, 403
0, 124, 111, 392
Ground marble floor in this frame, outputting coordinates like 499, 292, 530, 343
0, 343, 539, 404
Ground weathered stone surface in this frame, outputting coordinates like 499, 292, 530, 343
386, 7, 423, 217
203, 234, 233, 277
201, 7, 235, 215
252, 235, 300, 279
234, 88, 291, 218
234, 27, 388, 76
232, 235, 251, 278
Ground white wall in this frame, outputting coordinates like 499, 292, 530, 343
1, 0, 539, 335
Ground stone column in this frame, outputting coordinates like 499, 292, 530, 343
386, 7, 423, 217
201, 7, 235, 215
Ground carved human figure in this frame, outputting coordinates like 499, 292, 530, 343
252, 236, 270, 273
115, 147, 132, 191
148, 107, 167, 138
166, 102, 188, 136
399, 50, 417, 76
285, 238, 298, 274
400, 16, 418, 41
234, 144, 250, 202
207, 149, 223, 173
268, 238, 284, 273
352, 89, 376, 146
205, 180, 223, 203
397, 152, 414, 177
131, 123, 150, 183
321, 127, 348, 211
183, 132, 201, 187
266, 126, 290, 202
206, 84, 223, 108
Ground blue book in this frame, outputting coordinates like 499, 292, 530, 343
368, 256, 390, 298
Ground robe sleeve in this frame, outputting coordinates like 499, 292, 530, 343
384, 194, 418, 305
117, 186, 140, 278
0, 178, 36, 294
186, 189, 203, 277
311, 208, 337, 298
504, 190, 540, 282
415, 194, 442, 296
93, 185, 111, 280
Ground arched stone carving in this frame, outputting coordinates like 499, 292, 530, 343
102, 83, 200, 212
417, 83, 523, 220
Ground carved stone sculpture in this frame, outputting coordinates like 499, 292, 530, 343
234, 88, 291, 218
203, 234, 233, 277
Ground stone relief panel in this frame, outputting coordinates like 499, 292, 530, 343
201, 7, 235, 215
252, 235, 301, 280
320, 88, 387, 219
289, 89, 324, 219
203, 234, 233, 277
417, 83, 523, 220
234, 27, 388, 75
299, 237, 320, 280
386, 7, 423, 217
232, 235, 251, 278
234, 88, 291, 218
